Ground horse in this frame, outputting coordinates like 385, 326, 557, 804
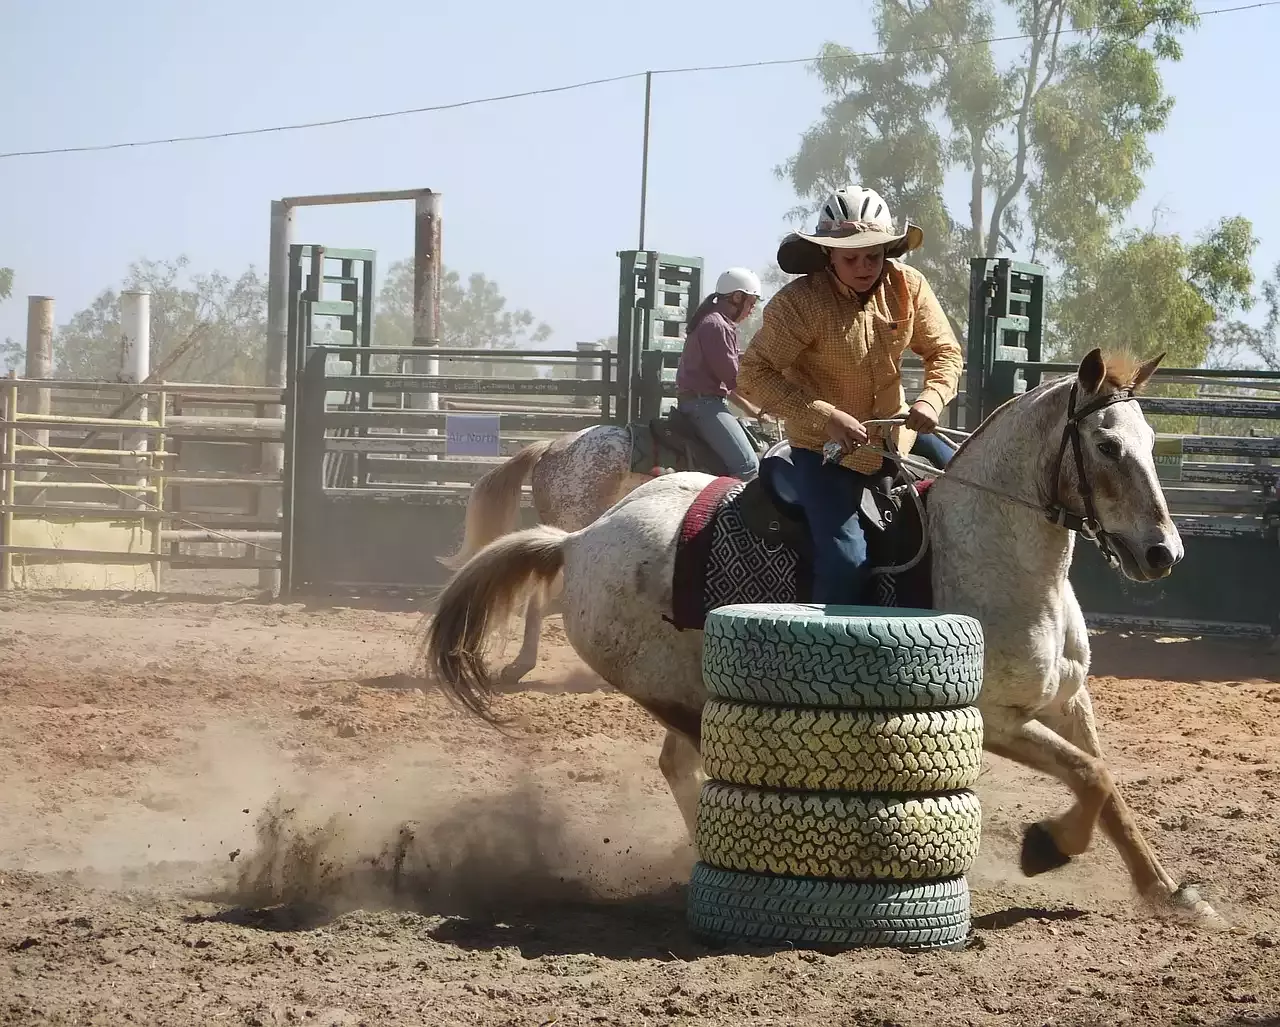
420, 348, 1223, 928
438, 412, 778, 686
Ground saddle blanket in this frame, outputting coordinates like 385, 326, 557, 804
670, 475, 935, 630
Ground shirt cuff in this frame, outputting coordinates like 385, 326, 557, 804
802, 399, 836, 433
913, 390, 944, 416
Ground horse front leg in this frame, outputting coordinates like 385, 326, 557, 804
1042, 687, 1226, 929
983, 709, 1116, 875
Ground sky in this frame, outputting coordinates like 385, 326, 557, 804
1, 0, 1278, 359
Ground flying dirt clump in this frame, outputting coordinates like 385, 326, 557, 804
226, 748, 692, 920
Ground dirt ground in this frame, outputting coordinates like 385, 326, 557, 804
1, 578, 1279, 1027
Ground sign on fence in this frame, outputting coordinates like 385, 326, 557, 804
445, 414, 501, 458
1153, 436, 1184, 483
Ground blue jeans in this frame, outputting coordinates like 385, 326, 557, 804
786, 446, 878, 606
676, 396, 759, 480
910, 431, 954, 469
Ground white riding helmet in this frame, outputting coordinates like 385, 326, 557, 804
715, 267, 763, 298
818, 186, 894, 232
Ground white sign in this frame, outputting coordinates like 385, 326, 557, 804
1153, 437, 1184, 483
446, 414, 501, 458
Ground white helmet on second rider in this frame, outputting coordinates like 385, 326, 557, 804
715, 267, 763, 298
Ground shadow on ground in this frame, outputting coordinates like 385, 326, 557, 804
1088, 631, 1279, 685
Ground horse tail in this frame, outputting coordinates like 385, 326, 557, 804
438, 438, 555, 571
420, 524, 567, 723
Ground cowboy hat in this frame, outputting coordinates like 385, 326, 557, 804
776, 186, 925, 275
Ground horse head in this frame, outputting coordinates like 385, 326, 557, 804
1047, 348, 1182, 583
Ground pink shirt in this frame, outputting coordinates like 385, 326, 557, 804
675, 311, 740, 398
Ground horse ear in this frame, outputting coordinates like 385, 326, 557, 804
1132, 351, 1165, 393
1077, 348, 1106, 394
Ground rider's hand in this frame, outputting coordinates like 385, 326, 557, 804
904, 400, 939, 434
824, 409, 869, 449
757, 411, 776, 426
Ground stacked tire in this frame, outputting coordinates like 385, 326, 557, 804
687, 603, 985, 951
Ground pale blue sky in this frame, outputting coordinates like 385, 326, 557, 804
1, 0, 1277, 356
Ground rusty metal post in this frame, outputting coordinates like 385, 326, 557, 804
411, 191, 441, 414
22, 296, 53, 485
259, 198, 293, 596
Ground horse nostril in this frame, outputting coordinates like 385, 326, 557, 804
1146, 543, 1177, 569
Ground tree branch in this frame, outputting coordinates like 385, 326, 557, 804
986, 0, 1060, 255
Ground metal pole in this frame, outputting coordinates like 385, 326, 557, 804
575, 340, 605, 410
119, 290, 151, 513
23, 296, 53, 486
1, 373, 15, 590
412, 191, 442, 414
413, 192, 442, 484
638, 71, 652, 251
260, 199, 293, 596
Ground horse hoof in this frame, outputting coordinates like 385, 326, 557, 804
498, 664, 532, 690
1020, 821, 1071, 876
1167, 884, 1230, 932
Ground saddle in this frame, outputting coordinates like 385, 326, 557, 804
637, 406, 768, 478
668, 440, 935, 630
736, 440, 917, 559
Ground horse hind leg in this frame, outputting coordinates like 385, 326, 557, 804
1042, 688, 1226, 929
498, 587, 546, 687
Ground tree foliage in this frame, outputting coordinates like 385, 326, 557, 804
0, 266, 12, 303
780, 0, 1200, 328
1208, 261, 1280, 370
4, 256, 550, 385
10, 257, 269, 384
374, 258, 552, 378
1051, 216, 1258, 365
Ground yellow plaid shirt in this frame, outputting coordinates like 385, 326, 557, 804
737, 261, 963, 474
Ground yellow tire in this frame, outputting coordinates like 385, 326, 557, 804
700, 699, 983, 793
695, 782, 982, 881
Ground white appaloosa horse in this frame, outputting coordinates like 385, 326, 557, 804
422, 349, 1223, 928
437, 425, 650, 685
443, 415, 781, 683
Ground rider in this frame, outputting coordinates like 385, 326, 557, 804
737, 186, 964, 605
674, 267, 770, 480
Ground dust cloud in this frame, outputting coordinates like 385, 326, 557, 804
229, 745, 693, 919
3, 717, 692, 919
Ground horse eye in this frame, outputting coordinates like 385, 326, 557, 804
1097, 438, 1122, 460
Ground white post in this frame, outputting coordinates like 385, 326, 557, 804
23, 296, 54, 485
260, 199, 293, 597
119, 291, 151, 511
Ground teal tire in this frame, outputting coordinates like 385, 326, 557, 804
703, 604, 984, 710
687, 864, 971, 950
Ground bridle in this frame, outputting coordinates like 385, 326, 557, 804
840, 377, 1141, 572
1042, 380, 1138, 571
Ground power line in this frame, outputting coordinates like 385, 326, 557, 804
1, 0, 1275, 161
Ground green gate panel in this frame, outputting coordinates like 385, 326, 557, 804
1070, 533, 1280, 634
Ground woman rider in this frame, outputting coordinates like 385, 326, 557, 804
673, 267, 770, 481
737, 186, 964, 605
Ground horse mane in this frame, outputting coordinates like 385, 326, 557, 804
1101, 351, 1152, 394
943, 348, 1150, 466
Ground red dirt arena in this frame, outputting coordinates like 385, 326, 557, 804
0, 576, 1278, 1026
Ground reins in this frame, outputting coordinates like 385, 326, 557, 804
828, 380, 1140, 574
